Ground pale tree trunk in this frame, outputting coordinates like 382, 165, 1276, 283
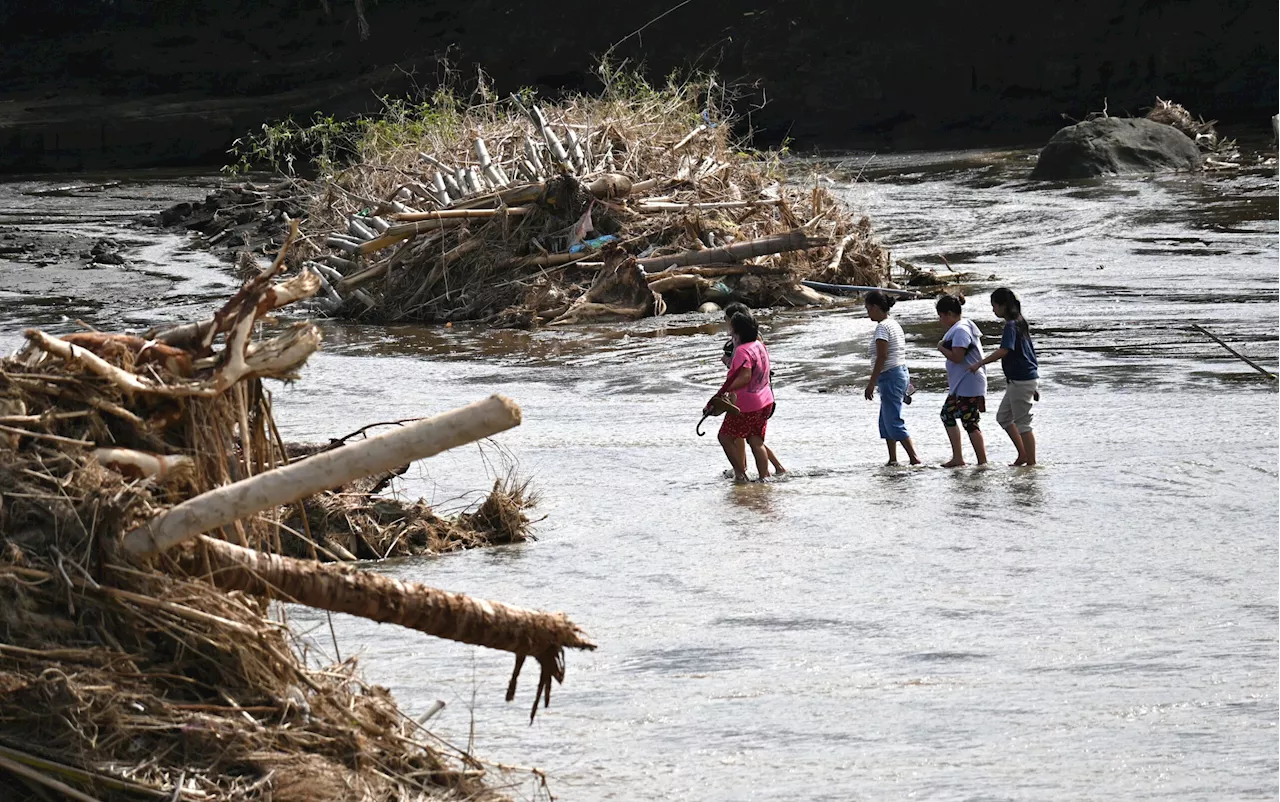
123, 395, 521, 557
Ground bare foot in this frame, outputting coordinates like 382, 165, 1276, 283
733, 472, 750, 483
886, 460, 900, 466
941, 458, 966, 468
909, 458, 923, 466
1010, 459, 1027, 467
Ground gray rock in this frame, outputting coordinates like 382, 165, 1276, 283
1031, 117, 1202, 180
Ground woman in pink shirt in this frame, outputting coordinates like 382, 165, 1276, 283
709, 313, 782, 481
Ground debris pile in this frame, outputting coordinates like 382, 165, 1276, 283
0, 231, 592, 800
1146, 97, 1241, 169
284, 77, 890, 326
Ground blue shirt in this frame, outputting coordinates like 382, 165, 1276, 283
999, 320, 1039, 381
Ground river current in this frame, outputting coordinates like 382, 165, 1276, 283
1, 148, 1276, 800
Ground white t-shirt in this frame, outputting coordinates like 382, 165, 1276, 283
943, 318, 987, 397
870, 317, 906, 370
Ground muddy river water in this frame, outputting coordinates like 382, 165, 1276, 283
1, 149, 1276, 800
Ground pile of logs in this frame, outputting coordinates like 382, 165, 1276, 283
293, 94, 890, 326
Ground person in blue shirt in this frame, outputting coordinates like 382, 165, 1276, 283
969, 288, 1040, 466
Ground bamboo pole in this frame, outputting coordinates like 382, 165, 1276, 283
643, 263, 791, 281
356, 218, 466, 255
122, 395, 522, 557
635, 199, 783, 212
390, 207, 532, 222
635, 230, 825, 271
1191, 324, 1278, 380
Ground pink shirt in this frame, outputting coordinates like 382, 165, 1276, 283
727, 340, 774, 413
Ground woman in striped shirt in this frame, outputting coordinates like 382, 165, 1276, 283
863, 291, 920, 465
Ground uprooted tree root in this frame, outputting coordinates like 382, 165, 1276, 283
0, 233, 591, 800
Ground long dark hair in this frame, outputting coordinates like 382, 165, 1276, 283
935, 293, 965, 317
723, 302, 751, 321
865, 290, 896, 314
991, 287, 1030, 338
729, 312, 759, 343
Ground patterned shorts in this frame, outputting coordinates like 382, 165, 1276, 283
720, 405, 772, 440
941, 395, 983, 432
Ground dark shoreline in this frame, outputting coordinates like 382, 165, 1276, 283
2, 0, 1275, 173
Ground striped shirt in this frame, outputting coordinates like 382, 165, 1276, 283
870, 318, 906, 370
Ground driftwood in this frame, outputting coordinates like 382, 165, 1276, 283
123, 395, 522, 557
188, 534, 595, 720
551, 246, 666, 325
643, 263, 791, 282
1191, 323, 1278, 380
635, 230, 826, 271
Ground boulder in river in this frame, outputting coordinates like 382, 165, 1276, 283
1030, 117, 1202, 180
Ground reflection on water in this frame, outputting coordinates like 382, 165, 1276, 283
2, 151, 1278, 800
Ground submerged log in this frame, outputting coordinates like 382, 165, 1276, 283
123, 395, 522, 557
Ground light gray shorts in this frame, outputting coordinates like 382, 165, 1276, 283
996, 379, 1037, 433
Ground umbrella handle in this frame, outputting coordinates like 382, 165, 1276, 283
696, 414, 711, 436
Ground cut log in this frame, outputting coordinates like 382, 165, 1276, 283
635, 230, 825, 271
122, 395, 522, 557
187, 534, 594, 719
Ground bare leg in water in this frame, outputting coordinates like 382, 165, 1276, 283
888, 437, 922, 466
968, 428, 988, 465
941, 425, 966, 468
1009, 429, 1036, 466
765, 445, 786, 475
718, 430, 749, 481
746, 435, 772, 480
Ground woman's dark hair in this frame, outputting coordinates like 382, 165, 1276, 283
991, 287, 1030, 338
864, 290, 896, 313
729, 312, 759, 343
723, 302, 751, 321
935, 293, 965, 316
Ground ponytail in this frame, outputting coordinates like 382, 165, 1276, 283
991, 287, 1030, 339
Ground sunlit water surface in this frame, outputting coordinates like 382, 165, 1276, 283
2, 151, 1276, 800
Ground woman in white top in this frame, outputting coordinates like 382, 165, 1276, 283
863, 291, 920, 465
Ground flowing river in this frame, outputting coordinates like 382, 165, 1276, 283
1, 148, 1276, 800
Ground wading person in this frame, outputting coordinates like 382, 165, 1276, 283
862, 291, 920, 465
968, 287, 1040, 465
936, 294, 988, 467
718, 304, 785, 477
711, 313, 781, 481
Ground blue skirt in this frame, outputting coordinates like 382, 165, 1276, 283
877, 365, 910, 441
